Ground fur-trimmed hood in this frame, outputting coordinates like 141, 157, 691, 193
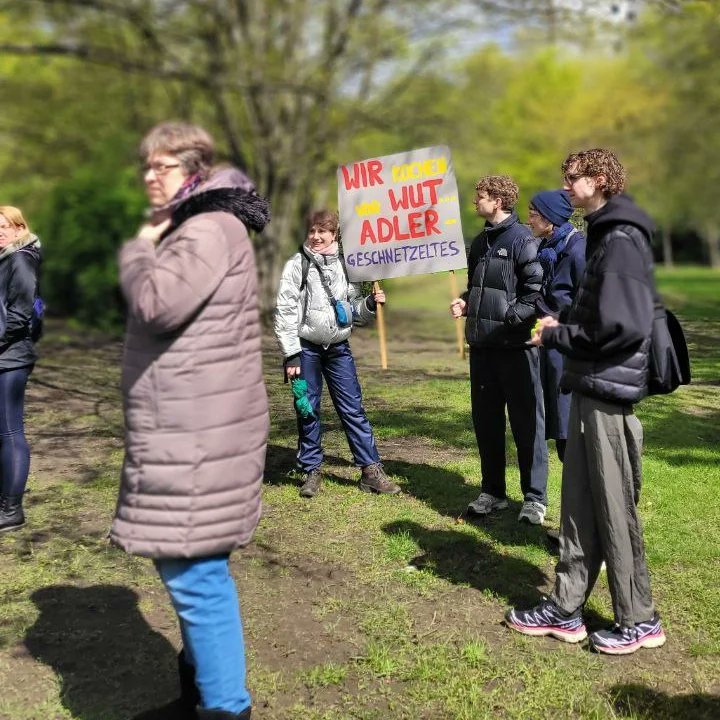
164, 166, 271, 237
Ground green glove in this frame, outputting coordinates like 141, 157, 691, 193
530, 318, 543, 338
291, 378, 315, 419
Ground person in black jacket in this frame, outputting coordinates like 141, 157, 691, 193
527, 189, 586, 462
450, 176, 548, 525
0, 206, 41, 533
505, 149, 666, 656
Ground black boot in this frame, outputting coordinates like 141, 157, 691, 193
0, 495, 25, 533
196, 708, 251, 720
131, 651, 199, 720
178, 650, 201, 708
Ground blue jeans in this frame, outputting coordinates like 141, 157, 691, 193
154, 555, 251, 713
0, 366, 32, 497
297, 339, 380, 472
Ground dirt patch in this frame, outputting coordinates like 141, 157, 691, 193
1, 323, 717, 720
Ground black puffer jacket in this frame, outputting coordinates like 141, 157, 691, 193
463, 212, 543, 348
543, 194, 654, 404
0, 240, 41, 370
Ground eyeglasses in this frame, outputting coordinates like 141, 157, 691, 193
142, 162, 181, 176
563, 172, 586, 184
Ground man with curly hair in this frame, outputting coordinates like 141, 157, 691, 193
505, 149, 666, 655
450, 175, 548, 525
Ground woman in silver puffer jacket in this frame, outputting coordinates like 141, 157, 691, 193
274, 209, 400, 498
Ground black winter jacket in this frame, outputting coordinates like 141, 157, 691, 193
0, 242, 41, 370
463, 211, 543, 348
543, 195, 654, 404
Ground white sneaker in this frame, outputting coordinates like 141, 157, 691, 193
518, 500, 546, 525
467, 492, 509, 516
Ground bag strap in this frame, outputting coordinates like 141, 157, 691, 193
302, 247, 340, 306
299, 248, 310, 291
554, 227, 579, 260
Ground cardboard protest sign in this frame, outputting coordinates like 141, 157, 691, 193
337, 146, 467, 281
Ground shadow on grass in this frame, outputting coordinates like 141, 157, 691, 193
368, 408, 472, 451
610, 683, 720, 720
385, 458, 551, 552
25, 585, 178, 720
643, 404, 720, 467
382, 520, 549, 608
263, 443, 365, 489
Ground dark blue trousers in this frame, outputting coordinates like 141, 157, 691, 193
540, 346, 571, 442
0, 366, 32, 497
470, 347, 548, 505
297, 339, 380, 472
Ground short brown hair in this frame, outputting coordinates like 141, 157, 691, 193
474, 175, 519, 211
139, 122, 215, 176
562, 148, 626, 196
306, 209, 339, 234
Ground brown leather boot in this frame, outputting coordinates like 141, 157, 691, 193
359, 464, 400, 494
299, 468, 322, 498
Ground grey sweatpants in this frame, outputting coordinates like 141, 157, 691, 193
551, 393, 656, 627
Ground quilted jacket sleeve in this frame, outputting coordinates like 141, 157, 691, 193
119, 217, 232, 334
348, 281, 376, 327
507, 236, 543, 324
274, 254, 303, 358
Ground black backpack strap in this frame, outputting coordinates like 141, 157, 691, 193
299, 246, 310, 291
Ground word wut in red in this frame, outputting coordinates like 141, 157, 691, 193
341, 158, 447, 245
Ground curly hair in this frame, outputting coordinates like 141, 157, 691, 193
562, 148, 626, 196
474, 175, 519, 211
306, 209, 339, 234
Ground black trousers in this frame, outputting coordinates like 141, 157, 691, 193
469, 346, 548, 505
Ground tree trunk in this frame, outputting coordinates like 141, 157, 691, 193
704, 222, 720, 269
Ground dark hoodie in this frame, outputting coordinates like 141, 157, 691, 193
542, 194, 655, 403
0, 240, 41, 370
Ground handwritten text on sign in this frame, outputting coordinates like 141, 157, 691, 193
337, 146, 467, 281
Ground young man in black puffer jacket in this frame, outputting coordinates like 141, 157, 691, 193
505, 149, 666, 656
450, 175, 548, 525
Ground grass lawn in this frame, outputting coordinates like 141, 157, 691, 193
0, 267, 718, 719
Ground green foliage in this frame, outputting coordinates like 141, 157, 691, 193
35, 167, 145, 329
1, 0, 719, 330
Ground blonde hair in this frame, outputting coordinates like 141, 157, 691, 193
139, 121, 215, 177
0, 206, 31, 242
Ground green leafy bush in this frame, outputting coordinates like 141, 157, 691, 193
35, 166, 145, 330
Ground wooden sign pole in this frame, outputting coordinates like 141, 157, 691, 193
372, 281, 388, 369
449, 270, 465, 359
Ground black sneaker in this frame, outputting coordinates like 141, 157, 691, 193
359, 463, 400, 494
505, 598, 587, 643
589, 613, 666, 655
299, 468, 322, 498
